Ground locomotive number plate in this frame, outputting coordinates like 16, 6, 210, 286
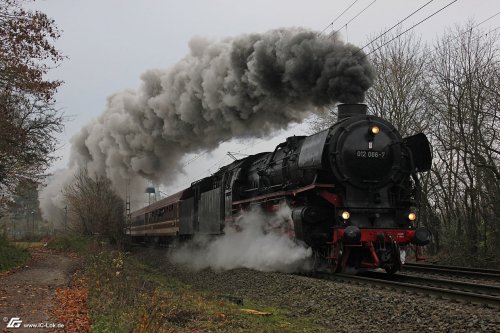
355, 150, 386, 159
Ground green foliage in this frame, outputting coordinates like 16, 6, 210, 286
45, 235, 93, 254
0, 235, 30, 271
0, 0, 64, 202
85, 248, 322, 332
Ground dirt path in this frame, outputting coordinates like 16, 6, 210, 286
0, 250, 78, 333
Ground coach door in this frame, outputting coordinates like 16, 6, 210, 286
179, 197, 194, 235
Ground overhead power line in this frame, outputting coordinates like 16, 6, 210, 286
181, 138, 229, 168
366, 0, 459, 57
318, 0, 361, 36
331, 0, 378, 39
164, 122, 305, 196
434, 10, 500, 49
359, 0, 435, 52
468, 10, 500, 33
341, 0, 377, 29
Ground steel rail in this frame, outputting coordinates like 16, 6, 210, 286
362, 271, 500, 296
404, 262, 500, 275
312, 272, 500, 308
402, 263, 500, 281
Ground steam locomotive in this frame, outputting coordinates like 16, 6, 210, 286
127, 103, 432, 273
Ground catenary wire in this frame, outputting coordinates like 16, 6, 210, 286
359, 0, 435, 52
331, 0, 378, 39
318, 0, 361, 36
162, 123, 305, 195
160, 1, 481, 198
366, 0, 459, 57
342, 0, 377, 29
433, 11, 500, 50
177, 2, 436, 173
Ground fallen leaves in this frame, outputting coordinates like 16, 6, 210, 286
50, 271, 91, 332
51, 262, 92, 333
1, 249, 84, 332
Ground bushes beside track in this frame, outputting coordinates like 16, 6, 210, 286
0, 235, 31, 272
45, 234, 95, 254
78, 243, 320, 332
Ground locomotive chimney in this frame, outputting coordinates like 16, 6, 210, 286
337, 103, 367, 120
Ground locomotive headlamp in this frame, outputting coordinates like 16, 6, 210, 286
341, 211, 350, 220
408, 212, 417, 221
371, 126, 380, 135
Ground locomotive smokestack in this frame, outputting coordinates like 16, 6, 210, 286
337, 103, 368, 120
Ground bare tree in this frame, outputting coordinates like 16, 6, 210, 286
427, 22, 500, 261
365, 30, 430, 137
304, 105, 337, 134
64, 170, 125, 245
306, 27, 500, 265
307, 31, 430, 137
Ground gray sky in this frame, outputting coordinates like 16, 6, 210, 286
30, 0, 500, 207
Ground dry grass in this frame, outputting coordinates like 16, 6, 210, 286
85, 246, 323, 332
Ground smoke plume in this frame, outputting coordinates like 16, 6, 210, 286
40, 27, 374, 219
170, 203, 312, 273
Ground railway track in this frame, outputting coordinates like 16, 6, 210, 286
312, 271, 500, 308
402, 262, 500, 282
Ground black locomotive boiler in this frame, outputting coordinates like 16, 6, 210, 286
127, 103, 432, 273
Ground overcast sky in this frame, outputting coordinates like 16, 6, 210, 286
30, 0, 500, 206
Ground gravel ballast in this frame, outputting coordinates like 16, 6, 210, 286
135, 248, 499, 332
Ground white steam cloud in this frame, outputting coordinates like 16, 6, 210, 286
169, 204, 312, 273
40, 27, 374, 221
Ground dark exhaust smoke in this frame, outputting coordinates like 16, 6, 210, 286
40, 27, 374, 220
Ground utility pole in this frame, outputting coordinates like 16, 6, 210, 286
25, 208, 29, 239
64, 206, 68, 231
125, 183, 131, 224
31, 211, 35, 239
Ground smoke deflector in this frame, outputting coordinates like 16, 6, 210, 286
403, 133, 432, 172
